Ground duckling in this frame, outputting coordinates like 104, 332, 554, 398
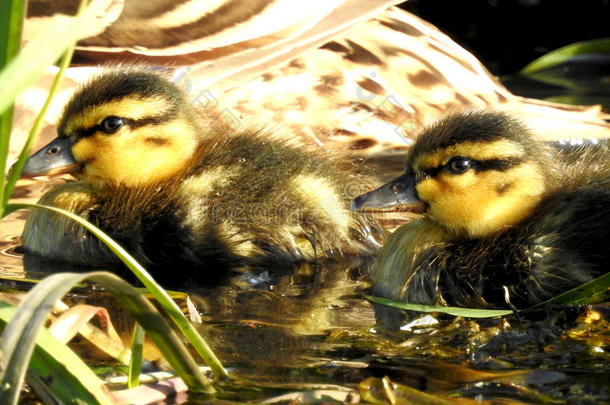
351, 110, 610, 309
20, 67, 382, 286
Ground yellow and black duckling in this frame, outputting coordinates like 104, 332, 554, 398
351, 110, 610, 309
20, 67, 382, 286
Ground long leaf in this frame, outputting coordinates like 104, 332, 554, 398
2, 32, 77, 208
533, 271, 610, 308
0, 0, 26, 218
128, 324, 145, 389
0, 0, 25, 68
520, 38, 610, 75
0, 271, 215, 405
6, 202, 227, 379
0, 301, 111, 404
368, 270, 610, 317
366, 295, 513, 318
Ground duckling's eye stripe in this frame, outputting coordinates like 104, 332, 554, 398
472, 157, 524, 172
415, 157, 524, 181
76, 113, 174, 137
77, 118, 135, 137
128, 114, 174, 129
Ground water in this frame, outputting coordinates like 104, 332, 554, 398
2, 179, 609, 404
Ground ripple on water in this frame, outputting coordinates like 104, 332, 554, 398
1, 177, 68, 278
0, 226, 26, 278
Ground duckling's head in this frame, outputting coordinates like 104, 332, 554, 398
352, 111, 550, 238
22, 68, 202, 187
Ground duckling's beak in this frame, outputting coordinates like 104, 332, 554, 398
350, 173, 424, 213
19, 137, 81, 178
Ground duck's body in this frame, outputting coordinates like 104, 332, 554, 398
351, 111, 610, 308
21, 68, 381, 285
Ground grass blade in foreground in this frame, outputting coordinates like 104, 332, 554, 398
7, 202, 227, 379
0, 301, 112, 405
368, 270, 610, 317
366, 295, 513, 318
128, 324, 145, 389
2, 28, 78, 208
0, 0, 27, 218
0, 0, 25, 67
0, 271, 215, 405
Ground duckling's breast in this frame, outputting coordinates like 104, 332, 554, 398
22, 182, 117, 266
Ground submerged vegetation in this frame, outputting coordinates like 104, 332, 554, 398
0, 1, 609, 404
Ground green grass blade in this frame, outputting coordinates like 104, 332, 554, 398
0, 106, 14, 219
369, 270, 610, 317
0, 271, 216, 399
0, 0, 27, 218
2, 41, 77, 208
7, 202, 227, 379
0, 0, 26, 67
128, 324, 145, 389
0, 294, 114, 404
520, 38, 610, 75
532, 272, 610, 308
365, 295, 513, 318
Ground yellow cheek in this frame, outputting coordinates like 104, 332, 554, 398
417, 172, 480, 226
72, 121, 198, 187
417, 172, 479, 205
418, 165, 545, 237
72, 135, 108, 166
72, 134, 119, 185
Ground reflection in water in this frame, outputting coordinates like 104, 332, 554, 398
190, 260, 377, 372
0, 234, 24, 277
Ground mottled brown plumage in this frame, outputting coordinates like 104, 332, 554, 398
14, 5, 610, 177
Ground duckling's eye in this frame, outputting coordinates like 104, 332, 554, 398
100, 116, 124, 134
447, 157, 471, 174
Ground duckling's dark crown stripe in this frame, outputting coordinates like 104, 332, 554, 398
410, 111, 531, 158
58, 70, 185, 134
416, 156, 525, 181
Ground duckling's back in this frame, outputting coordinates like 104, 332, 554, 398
141, 132, 383, 283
